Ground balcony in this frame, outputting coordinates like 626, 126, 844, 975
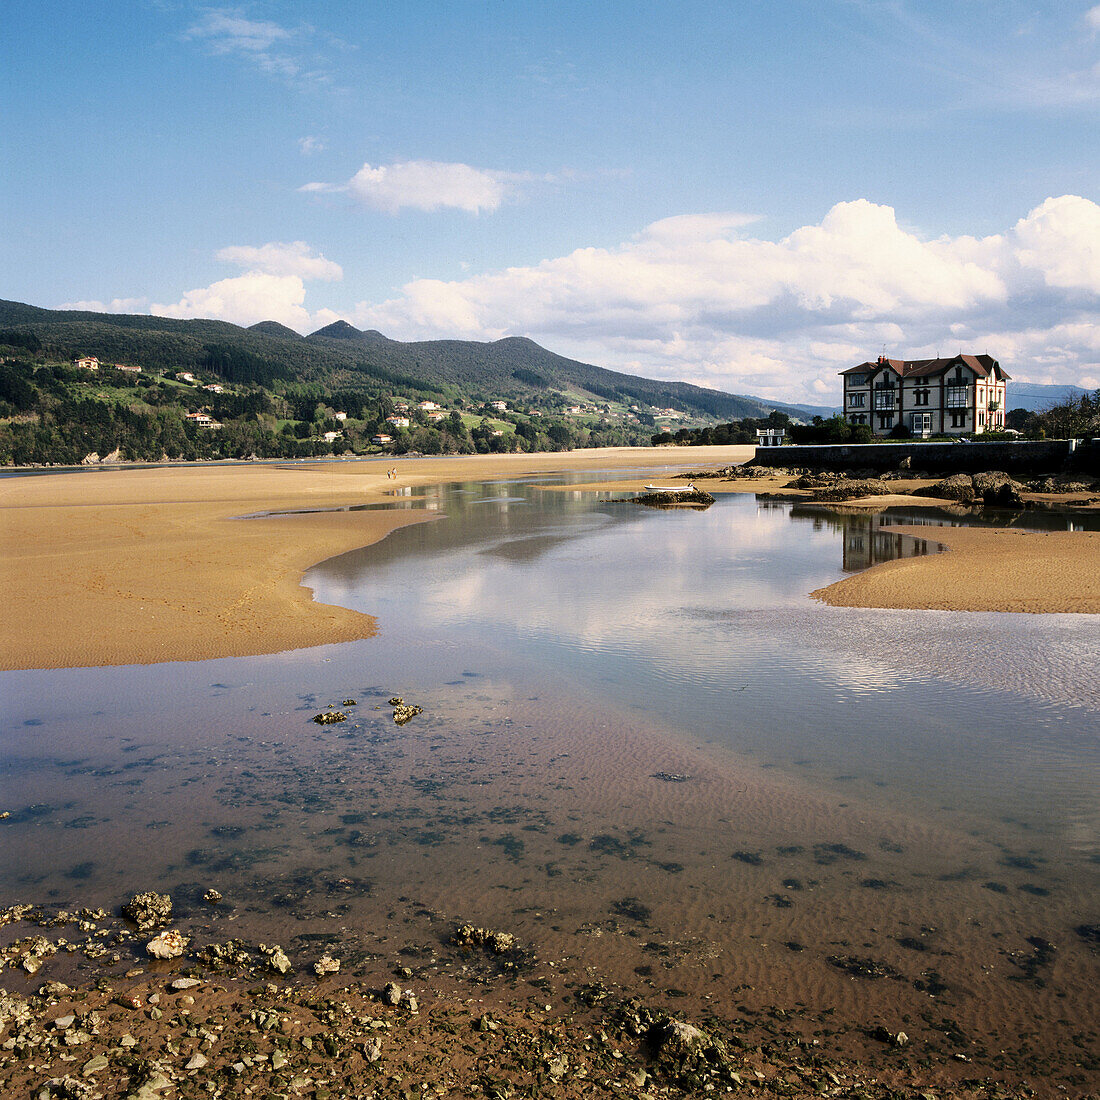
987, 400, 1001, 411
873, 391, 896, 411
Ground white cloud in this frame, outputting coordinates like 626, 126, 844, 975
298, 135, 325, 155
216, 241, 343, 281
350, 196, 1100, 402
151, 272, 317, 330
184, 9, 331, 87
1087, 5, 1100, 31
303, 160, 514, 214
60, 297, 150, 314
148, 241, 342, 331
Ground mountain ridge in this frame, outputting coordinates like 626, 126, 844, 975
0, 299, 837, 421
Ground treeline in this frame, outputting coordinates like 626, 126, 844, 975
0, 358, 652, 466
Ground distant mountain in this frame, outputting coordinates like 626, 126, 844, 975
0, 299, 828, 422
1006, 382, 1095, 413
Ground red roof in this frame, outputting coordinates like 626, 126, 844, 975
842, 354, 1008, 380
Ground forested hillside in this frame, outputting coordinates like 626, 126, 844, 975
0, 300, 832, 465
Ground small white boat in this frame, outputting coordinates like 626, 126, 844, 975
644, 483, 696, 493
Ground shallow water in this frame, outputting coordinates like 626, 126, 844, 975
2, 475, 1098, 1086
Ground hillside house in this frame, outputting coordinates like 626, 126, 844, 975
176, 372, 195, 383
386, 416, 410, 429
203, 383, 224, 393
393, 401, 410, 412
426, 410, 447, 421
371, 433, 393, 446
841, 354, 1009, 437
334, 411, 347, 421
418, 400, 441, 411
73, 356, 99, 371
321, 430, 342, 443
185, 412, 220, 428
490, 401, 508, 411
114, 363, 142, 373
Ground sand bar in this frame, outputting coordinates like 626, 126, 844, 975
0, 447, 750, 670
4, 446, 1097, 671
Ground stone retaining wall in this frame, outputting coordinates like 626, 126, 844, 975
749, 440, 1084, 475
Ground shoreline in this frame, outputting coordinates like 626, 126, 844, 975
3, 446, 1098, 673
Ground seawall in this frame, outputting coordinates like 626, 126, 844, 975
750, 439, 1097, 476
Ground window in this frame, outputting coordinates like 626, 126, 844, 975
847, 373, 867, 386
949, 410, 966, 429
873, 390, 895, 411
946, 386, 967, 408
914, 388, 930, 406
910, 412, 931, 435
848, 392, 866, 408
877, 413, 893, 430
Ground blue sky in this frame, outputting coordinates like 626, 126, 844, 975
3, 1, 1098, 402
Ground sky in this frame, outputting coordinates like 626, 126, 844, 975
2, 1, 1098, 404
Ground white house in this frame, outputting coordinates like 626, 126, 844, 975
334, 411, 347, 421
756, 427, 786, 447
386, 416, 410, 429
176, 372, 195, 383
322, 430, 342, 443
418, 400, 441, 411
73, 356, 99, 371
490, 400, 508, 411
114, 363, 142, 373
185, 412, 221, 428
841, 354, 1009, 437
203, 383, 224, 393
371, 433, 393, 445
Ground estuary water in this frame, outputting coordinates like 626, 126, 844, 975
2, 474, 1098, 1086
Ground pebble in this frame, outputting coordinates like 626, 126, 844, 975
170, 978, 202, 991
185, 1052, 208, 1070
81, 1053, 108, 1076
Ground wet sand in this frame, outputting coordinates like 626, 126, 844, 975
3, 446, 1097, 675
813, 524, 1100, 613
0, 448, 751, 671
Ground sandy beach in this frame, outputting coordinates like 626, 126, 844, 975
2, 446, 1097, 672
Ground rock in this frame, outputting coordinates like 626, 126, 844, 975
312, 710, 347, 725
202, 888, 222, 904
259, 943, 292, 974
361, 1036, 383, 1063
169, 978, 202, 991
381, 982, 402, 1005
185, 1052, 208, 1070
53, 1014, 76, 1030
121, 892, 172, 932
146, 930, 188, 960
655, 1018, 709, 1056
972, 470, 1026, 506
915, 472, 975, 502
81, 453, 101, 466
81, 1054, 108, 1076
401, 991, 419, 1013
392, 702, 423, 726
313, 954, 340, 977
453, 922, 517, 954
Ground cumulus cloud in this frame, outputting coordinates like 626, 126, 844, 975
216, 241, 342, 281
149, 241, 341, 330
350, 196, 1100, 402
303, 160, 517, 214
60, 297, 150, 314
151, 272, 316, 329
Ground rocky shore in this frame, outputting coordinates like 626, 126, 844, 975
2, 898, 1090, 1100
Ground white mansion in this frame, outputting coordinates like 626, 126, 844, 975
841, 354, 1009, 437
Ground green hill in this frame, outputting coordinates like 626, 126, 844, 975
0, 299, 832, 421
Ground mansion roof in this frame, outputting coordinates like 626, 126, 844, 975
842, 354, 1007, 380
